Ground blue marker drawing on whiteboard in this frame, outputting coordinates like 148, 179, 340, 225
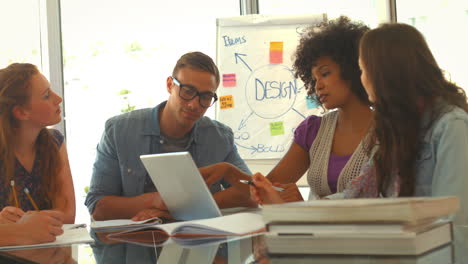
217, 15, 327, 160
255, 78, 299, 100
235, 143, 286, 154
238, 111, 254, 130
223, 35, 247, 47
234, 53, 252, 72
292, 108, 306, 119
234, 131, 250, 140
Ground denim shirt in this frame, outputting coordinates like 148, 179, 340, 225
85, 101, 251, 213
414, 104, 468, 259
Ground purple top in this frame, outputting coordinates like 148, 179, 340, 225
294, 115, 352, 193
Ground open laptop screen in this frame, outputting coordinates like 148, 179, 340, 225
140, 152, 222, 221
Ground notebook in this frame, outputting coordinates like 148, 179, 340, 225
265, 221, 452, 256
0, 224, 93, 251
107, 212, 265, 247
262, 196, 459, 224
140, 152, 222, 221
91, 217, 162, 231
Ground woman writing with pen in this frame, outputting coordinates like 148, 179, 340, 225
202, 17, 373, 203
0, 63, 75, 224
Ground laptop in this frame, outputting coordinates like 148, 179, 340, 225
140, 152, 222, 221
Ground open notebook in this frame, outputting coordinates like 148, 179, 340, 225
107, 212, 265, 247
91, 217, 162, 231
0, 224, 92, 251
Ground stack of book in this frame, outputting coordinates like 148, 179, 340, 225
262, 196, 459, 258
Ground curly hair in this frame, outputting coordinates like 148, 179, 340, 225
360, 23, 468, 196
293, 16, 370, 105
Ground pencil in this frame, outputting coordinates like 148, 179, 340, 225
239, 179, 285, 192
10, 180, 19, 208
24, 188, 39, 211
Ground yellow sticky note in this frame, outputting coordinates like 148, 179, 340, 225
270, 121, 284, 136
270, 42, 284, 64
270, 42, 283, 51
220, 95, 234, 109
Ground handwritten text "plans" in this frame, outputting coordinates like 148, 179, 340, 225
223, 35, 246, 47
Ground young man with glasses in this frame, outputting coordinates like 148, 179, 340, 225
85, 52, 254, 221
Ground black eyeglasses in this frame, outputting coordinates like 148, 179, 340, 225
171, 77, 218, 108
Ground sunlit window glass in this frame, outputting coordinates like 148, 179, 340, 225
397, 0, 468, 92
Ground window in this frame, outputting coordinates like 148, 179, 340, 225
0, 0, 41, 68
259, 0, 383, 28
397, 0, 468, 91
60, 0, 240, 224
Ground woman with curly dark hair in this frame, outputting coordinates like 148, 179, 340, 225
202, 16, 373, 204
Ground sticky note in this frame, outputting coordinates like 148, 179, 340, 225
306, 95, 320, 109
222, 73, 236, 87
270, 42, 283, 64
220, 95, 234, 109
270, 121, 284, 136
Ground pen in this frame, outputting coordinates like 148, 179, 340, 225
24, 188, 39, 211
68, 224, 87, 230
239, 180, 285, 192
10, 180, 19, 207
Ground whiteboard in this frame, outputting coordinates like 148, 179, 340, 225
216, 14, 326, 159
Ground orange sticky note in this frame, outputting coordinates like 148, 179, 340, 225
270, 42, 283, 64
223, 73, 236, 87
220, 95, 234, 109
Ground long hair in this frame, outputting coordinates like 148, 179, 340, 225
360, 23, 468, 196
0, 63, 62, 208
293, 16, 370, 106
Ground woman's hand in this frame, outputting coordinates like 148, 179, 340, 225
250, 173, 285, 205
0, 206, 25, 224
16, 210, 64, 245
276, 183, 304, 203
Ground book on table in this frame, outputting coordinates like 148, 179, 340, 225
265, 217, 442, 236
107, 212, 265, 247
265, 220, 453, 256
91, 217, 162, 232
268, 243, 454, 264
262, 196, 459, 224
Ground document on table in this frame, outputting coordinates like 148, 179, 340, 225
0, 224, 93, 251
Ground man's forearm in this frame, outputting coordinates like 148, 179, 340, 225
92, 195, 153, 220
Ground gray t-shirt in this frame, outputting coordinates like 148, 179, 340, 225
143, 132, 191, 193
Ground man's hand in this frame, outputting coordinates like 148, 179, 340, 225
138, 192, 168, 211
131, 208, 172, 221
0, 206, 25, 224
199, 162, 234, 186
16, 210, 64, 245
